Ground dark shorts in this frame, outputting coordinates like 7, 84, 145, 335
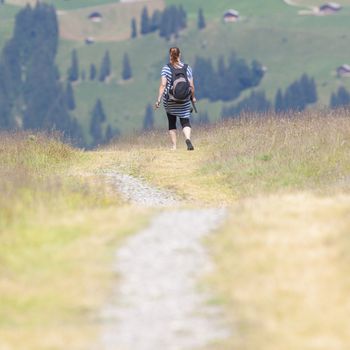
167, 113, 191, 130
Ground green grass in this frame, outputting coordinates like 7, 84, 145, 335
2, 0, 350, 139
54, 0, 350, 139
0, 4, 17, 49
166, 0, 290, 18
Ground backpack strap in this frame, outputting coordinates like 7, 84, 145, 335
167, 63, 175, 85
182, 64, 189, 81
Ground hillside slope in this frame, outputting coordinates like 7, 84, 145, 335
1, 0, 350, 140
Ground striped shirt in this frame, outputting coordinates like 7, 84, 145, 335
161, 62, 193, 118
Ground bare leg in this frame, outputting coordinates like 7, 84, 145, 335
183, 126, 194, 151
169, 129, 177, 150
183, 126, 191, 140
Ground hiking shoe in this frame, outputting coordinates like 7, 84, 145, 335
186, 139, 194, 151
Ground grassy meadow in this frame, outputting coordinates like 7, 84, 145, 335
1, 0, 350, 347
0, 133, 151, 349
206, 193, 350, 350
103, 110, 350, 349
1, 109, 350, 349
105, 109, 350, 203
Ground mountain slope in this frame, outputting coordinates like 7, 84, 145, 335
1, 0, 350, 140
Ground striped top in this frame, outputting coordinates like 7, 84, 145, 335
161, 62, 193, 118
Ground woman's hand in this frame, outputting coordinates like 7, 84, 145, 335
154, 100, 161, 109
192, 96, 197, 103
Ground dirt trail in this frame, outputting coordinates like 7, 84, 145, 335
98, 171, 230, 349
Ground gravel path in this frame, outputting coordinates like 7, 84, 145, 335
99, 171, 230, 350
104, 171, 178, 207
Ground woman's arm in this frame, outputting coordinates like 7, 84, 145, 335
189, 78, 196, 102
155, 76, 167, 109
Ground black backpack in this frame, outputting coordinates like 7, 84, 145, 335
167, 63, 191, 103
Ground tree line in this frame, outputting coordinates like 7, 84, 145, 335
222, 73, 318, 118
0, 3, 82, 143
330, 86, 350, 108
131, 5, 187, 40
193, 54, 265, 102
274, 74, 317, 113
0, 3, 120, 148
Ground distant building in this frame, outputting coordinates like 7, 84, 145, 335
88, 12, 103, 23
223, 9, 240, 22
319, 2, 342, 14
337, 64, 350, 77
85, 37, 95, 45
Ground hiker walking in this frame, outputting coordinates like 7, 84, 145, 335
155, 47, 196, 151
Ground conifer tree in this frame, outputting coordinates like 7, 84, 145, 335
68, 49, 79, 82
198, 8, 206, 30
105, 124, 113, 143
105, 124, 120, 142
90, 98, 106, 146
217, 55, 226, 76
178, 5, 187, 29
65, 82, 75, 110
309, 77, 317, 104
330, 92, 337, 109
90, 63, 97, 80
330, 86, 350, 108
300, 74, 317, 104
0, 2, 80, 140
0, 62, 14, 129
99, 51, 111, 82
140, 6, 150, 35
131, 17, 137, 38
222, 91, 271, 119
275, 88, 284, 113
150, 10, 161, 32
143, 104, 154, 130
159, 7, 172, 40
122, 53, 132, 80
158, 5, 187, 40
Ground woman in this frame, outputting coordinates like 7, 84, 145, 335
155, 47, 196, 151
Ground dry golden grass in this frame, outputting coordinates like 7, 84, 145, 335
0, 132, 152, 349
104, 110, 350, 349
2, 109, 350, 349
106, 110, 350, 203
205, 193, 350, 350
